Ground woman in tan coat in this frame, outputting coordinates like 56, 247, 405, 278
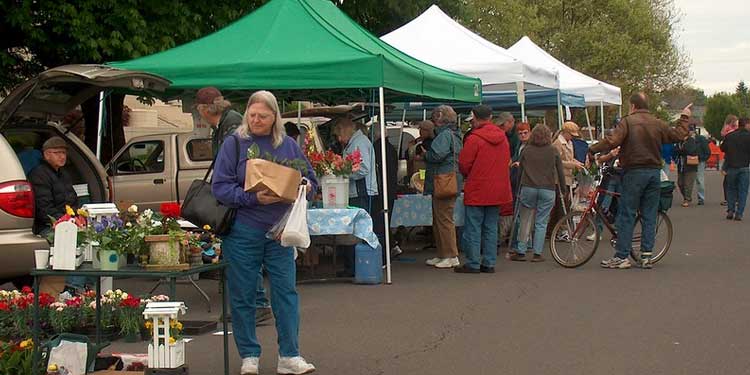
548, 122, 584, 237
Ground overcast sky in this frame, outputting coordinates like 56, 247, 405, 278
673, 0, 749, 95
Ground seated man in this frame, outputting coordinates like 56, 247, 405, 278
29, 137, 79, 237
29, 136, 85, 293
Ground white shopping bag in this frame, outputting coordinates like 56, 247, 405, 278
660, 169, 670, 182
280, 185, 310, 249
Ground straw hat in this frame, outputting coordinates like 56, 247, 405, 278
562, 121, 581, 137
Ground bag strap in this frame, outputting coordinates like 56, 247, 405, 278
204, 135, 240, 183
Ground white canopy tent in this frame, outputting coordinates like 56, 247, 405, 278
508, 36, 622, 134
381, 5, 559, 104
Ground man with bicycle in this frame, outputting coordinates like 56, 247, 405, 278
589, 92, 690, 269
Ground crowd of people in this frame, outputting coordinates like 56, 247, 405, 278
24, 85, 750, 374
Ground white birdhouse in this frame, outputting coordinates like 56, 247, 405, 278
52, 221, 81, 270
143, 302, 188, 369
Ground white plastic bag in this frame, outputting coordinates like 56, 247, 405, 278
660, 169, 670, 182
280, 185, 310, 248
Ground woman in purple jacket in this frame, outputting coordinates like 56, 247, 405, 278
212, 90, 318, 375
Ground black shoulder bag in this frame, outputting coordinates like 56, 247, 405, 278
181, 135, 240, 235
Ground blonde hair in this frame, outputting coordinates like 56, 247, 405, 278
238, 90, 285, 148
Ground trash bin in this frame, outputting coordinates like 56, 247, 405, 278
354, 243, 382, 284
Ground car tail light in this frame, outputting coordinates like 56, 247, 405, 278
0, 181, 35, 218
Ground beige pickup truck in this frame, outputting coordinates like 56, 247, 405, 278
108, 132, 211, 211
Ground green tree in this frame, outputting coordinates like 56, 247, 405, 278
703, 93, 747, 139
1, 0, 267, 160
736, 80, 749, 108
334, 0, 464, 37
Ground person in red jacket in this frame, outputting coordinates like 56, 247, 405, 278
455, 105, 513, 273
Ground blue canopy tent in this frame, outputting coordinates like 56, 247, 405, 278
387, 90, 585, 121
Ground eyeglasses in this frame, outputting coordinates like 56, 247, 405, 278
247, 112, 274, 121
518, 131, 530, 135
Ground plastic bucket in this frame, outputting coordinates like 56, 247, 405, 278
321, 175, 349, 209
355, 243, 383, 285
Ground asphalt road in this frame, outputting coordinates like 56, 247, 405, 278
110, 170, 750, 375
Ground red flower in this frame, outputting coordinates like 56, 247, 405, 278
0, 301, 9, 311
160, 203, 181, 219
119, 295, 141, 309
65, 296, 82, 308
21, 286, 32, 294
83, 290, 96, 299
13, 296, 29, 310
39, 293, 55, 307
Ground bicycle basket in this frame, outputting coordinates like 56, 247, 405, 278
659, 180, 675, 212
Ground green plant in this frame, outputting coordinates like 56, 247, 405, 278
0, 339, 41, 375
247, 143, 309, 173
117, 295, 143, 338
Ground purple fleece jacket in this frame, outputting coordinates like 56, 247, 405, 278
212, 134, 318, 231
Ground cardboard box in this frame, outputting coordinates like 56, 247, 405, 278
244, 159, 301, 203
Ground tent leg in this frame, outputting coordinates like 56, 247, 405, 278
297, 103, 302, 125
379, 87, 392, 285
556, 90, 563, 130
96, 91, 105, 160
423, 109, 427, 121
600, 101, 605, 138
520, 103, 526, 123
584, 107, 593, 139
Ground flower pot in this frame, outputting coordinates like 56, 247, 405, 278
320, 175, 349, 209
97, 248, 120, 271
145, 234, 180, 265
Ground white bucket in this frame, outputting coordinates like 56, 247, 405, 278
321, 175, 349, 209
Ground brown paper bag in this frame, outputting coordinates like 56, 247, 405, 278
245, 159, 302, 203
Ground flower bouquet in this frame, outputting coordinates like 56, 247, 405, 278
304, 133, 362, 208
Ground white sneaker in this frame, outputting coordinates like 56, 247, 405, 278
277, 356, 315, 374
425, 257, 442, 266
241, 357, 259, 375
434, 257, 459, 268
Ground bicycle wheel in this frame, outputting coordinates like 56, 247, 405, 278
549, 210, 599, 268
630, 211, 673, 264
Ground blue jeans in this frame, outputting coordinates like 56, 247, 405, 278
596, 177, 621, 233
462, 205, 499, 269
256, 271, 269, 308
696, 161, 706, 202
615, 169, 661, 259
516, 187, 555, 255
726, 167, 750, 218
223, 224, 300, 358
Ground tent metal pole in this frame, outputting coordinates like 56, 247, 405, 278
599, 101, 604, 138
556, 90, 563, 130
297, 103, 301, 125
402, 108, 406, 123
520, 103, 526, 123
96, 91, 104, 160
584, 107, 593, 138
423, 109, 427, 121
618, 105, 622, 118
379, 87, 392, 284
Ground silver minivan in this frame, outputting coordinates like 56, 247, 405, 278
0, 64, 168, 283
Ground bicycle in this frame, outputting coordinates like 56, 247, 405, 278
549, 167, 673, 268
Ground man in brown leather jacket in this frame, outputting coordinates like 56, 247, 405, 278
589, 92, 690, 269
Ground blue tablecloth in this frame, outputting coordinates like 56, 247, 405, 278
390, 194, 465, 228
307, 208, 380, 248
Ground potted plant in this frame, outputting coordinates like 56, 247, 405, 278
304, 132, 362, 208
144, 203, 185, 266
117, 294, 143, 343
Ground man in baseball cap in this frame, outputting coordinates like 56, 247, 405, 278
194, 87, 244, 157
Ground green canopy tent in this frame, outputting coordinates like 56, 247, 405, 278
110, 0, 482, 284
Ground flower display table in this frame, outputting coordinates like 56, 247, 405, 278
30, 262, 230, 375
